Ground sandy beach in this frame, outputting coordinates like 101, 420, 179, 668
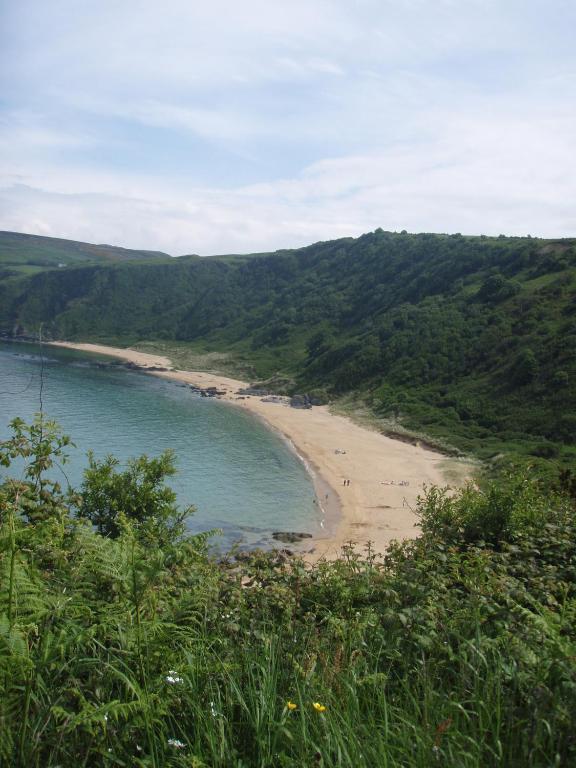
50, 341, 472, 560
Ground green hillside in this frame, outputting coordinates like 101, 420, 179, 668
0, 230, 171, 280
1, 229, 575, 468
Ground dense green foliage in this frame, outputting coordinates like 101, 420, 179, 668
1, 418, 576, 767
2, 229, 575, 463
79, 450, 193, 546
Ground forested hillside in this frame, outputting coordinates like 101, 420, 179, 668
2, 229, 575, 465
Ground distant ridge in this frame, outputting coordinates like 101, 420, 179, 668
0, 230, 171, 276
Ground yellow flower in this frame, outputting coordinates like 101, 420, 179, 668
286, 701, 298, 711
312, 702, 326, 713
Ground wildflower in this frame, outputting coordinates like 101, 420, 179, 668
312, 702, 326, 712
286, 700, 297, 710
165, 670, 184, 684
168, 738, 185, 749
210, 701, 218, 717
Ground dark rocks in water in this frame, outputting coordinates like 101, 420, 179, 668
197, 386, 226, 397
272, 531, 313, 544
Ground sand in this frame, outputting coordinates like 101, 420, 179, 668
49, 342, 472, 560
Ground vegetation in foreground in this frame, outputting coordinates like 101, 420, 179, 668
1, 416, 575, 767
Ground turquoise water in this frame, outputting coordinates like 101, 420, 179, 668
0, 342, 320, 549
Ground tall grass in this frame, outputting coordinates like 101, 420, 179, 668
1, 421, 575, 766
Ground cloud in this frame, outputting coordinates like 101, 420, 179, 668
1, 0, 575, 252
2, 105, 574, 255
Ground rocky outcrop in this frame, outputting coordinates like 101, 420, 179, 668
271, 531, 313, 544
290, 394, 312, 409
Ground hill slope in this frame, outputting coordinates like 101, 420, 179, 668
1, 229, 575, 466
0, 230, 171, 279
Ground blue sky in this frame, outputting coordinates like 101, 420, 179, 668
1, 0, 575, 254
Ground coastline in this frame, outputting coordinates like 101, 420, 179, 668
49, 341, 472, 561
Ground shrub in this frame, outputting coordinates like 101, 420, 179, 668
1, 418, 575, 767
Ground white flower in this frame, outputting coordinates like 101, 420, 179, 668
210, 701, 219, 717
168, 738, 185, 749
165, 670, 184, 684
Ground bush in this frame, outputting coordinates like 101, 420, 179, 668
1, 418, 575, 767
417, 471, 556, 543
78, 450, 193, 546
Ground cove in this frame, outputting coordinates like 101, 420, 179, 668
0, 341, 321, 550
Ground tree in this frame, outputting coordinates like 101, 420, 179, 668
0, 415, 74, 524
478, 273, 520, 303
78, 450, 193, 546
513, 348, 539, 385
306, 328, 334, 359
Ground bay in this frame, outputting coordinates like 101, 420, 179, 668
0, 341, 321, 550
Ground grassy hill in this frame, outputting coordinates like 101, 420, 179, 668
1, 229, 575, 468
0, 230, 171, 280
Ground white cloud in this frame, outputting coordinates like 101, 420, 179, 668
1, 0, 575, 252
2, 105, 574, 254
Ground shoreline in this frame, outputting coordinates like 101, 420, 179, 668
49, 341, 472, 561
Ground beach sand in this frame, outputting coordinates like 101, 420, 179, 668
50, 342, 473, 560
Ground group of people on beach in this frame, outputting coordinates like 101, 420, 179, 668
342, 479, 351, 486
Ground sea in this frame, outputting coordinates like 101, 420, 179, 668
0, 341, 321, 550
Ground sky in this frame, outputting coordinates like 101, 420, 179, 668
1, 0, 575, 255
